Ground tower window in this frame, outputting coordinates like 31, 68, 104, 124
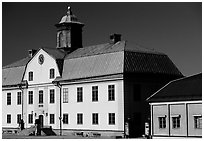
7, 93, 11, 105
108, 85, 115, 101
28, 71, 33, 81
50, 69, 55, 79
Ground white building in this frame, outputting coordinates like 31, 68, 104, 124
147, 73, 202, 138
2, 6, 183, 137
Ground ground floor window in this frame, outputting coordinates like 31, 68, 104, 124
109, 113, 115, 125
28, 114, 33, 124
7, 114, 11, 124
92, 113, 99, 125
17, 114, 21, 124
158, 116, 166, 128
63, 114, 68, 124
50, 114, 55, 124
172, 116, 180, 128
77, 113, 83, 124
194, 115, 202, 129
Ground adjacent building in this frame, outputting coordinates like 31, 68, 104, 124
147, 73, 202, 138
2, 6, 183, 137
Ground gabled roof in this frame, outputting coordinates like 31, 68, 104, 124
3, 57, 31, 69
147, 73, 202, 102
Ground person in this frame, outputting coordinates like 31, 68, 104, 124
19, 119, 25, 130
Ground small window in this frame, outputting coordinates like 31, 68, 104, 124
17, 114, 21, 124
28, 91, 33, 104
50, 114, 55, 124
133, 84, 141, 101
108, 85, 115, 101
194, 116, 202, 129
39, 90, 43, 104
63, 114, 68, 124
109, 113, 115, 125
158, 116, 166, 129
28, 71, 33, 81
77, 113, 83, 124
92, 86, 98, 102
7, 114, 11, 124
28, 114, 33, 124
50, 89, 55, 103
172, 116, 180, 129
50, 69, 55, 79
63, 88, 68, 103
77, 87, 83, 102
7, 93, 11, 105
92, 113, 99, 125
17, 92, 21, 105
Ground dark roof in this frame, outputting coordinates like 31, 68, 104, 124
147, 73, 202, 102
42, 47, 66, 59
3, 57, 31, 69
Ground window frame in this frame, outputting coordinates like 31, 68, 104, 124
109, 113, 115, 125
108, 85, 115, 101
63, 88, 68, 103
28, 91, 33, 104
172, 116, 181, 129
92, 86, 98, 102
28, 114, 33, 124
77, 113, 83, 125
50, 114, 55, 124
17, 114, 21, 124
50, 89, 55, 104
7, 93, 11, 105
28, 71, 33, 81
194, 115, 202, 129
39, 90, 43, 104
63, 114, 69, 124
92, 113, 99, 125
7, 114, 11, 124
77, 87, 83, 102
50, 68, 55, 79
158, 116, 166, 129
17, 92, 21, 105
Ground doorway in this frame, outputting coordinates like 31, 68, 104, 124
39, 115, 44, 128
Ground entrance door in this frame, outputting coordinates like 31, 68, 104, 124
39, 115, 44, 128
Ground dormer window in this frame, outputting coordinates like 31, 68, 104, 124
28, 71, 33, 81
50, 69, 55, 79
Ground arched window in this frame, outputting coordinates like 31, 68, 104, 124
58, 32, 63, 47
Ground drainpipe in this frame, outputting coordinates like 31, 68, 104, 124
55, 81, 62, 136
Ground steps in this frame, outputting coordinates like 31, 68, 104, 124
17, 126, 36, 136
41, 126, 56, 136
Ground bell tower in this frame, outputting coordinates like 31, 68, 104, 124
55, 6, 84, 51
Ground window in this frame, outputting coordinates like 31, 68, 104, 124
28, 91, 33, 104
50, 114, 55, 124
63, 114, 68, 124
50, 69, 55, 79
39, 90, 43, 104
77, 113, 83, 124
28, 71, 33, 81
92, 113, 99, 125
108, 85, 115, 101
50, 89, 55, 103
17, 114, 21, 124
109, 113, 115, 125
63, 88, 68, 103
7, 93, 11, 105
7, 114, 11, 124
158, 116, 166, 129
194, 116, 202, 129
17, 92, 21, 105
92, 86, 98, 102
133, 84, 141, 101
77, 87, 83, 102
28, 114, 33, 124
172, 116, 180, 128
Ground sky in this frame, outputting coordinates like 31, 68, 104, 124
2, 2, 202, 76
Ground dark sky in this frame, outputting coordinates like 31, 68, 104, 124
2, 2, 202, 76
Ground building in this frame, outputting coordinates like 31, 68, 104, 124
147, 73, 202, 138
2, 6, 183, 137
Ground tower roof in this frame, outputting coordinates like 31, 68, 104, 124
58, 6, 83, 25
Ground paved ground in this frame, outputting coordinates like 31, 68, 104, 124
2, 134, 117, 139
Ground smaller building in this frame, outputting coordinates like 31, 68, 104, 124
147, 73, 202, 138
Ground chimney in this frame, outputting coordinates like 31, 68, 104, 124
110, 34, 121, 44
28, 49, 37, 58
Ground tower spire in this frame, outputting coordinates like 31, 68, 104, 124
67, 6, 72, 15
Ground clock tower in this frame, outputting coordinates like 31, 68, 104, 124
55, 6, 84, 52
